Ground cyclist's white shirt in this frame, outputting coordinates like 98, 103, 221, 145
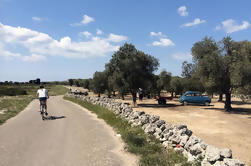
37, 89, 48, 98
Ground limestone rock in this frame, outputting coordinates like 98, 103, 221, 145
205, 145, 221, 163
190, 143, 204, 156
180, 135, 189, 147
223, 158, 245, 166
220, 148, 232, 159
144, 123, 157, 134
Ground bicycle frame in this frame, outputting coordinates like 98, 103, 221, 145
40, 100, 47, 120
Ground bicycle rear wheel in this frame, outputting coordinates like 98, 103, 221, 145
41, 105, 45, 120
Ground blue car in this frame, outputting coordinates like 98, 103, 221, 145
179, 91, 211, 106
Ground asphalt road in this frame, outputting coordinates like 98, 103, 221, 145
0, 96, 136, 166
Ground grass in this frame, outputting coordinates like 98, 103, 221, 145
64, 96, 200, 166
0, 95, 32, 125
0, 84, 68, 97
0, 85, 68, 125
46, 85, 69, 96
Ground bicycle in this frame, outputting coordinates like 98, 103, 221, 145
40, 100, 48, 120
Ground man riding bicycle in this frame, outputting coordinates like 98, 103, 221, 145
37, 85, 49, 116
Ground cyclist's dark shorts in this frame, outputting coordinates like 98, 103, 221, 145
39, 97, 47, 101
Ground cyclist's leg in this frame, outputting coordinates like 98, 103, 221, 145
44, 99, 48, 115
39, 98, 43, 113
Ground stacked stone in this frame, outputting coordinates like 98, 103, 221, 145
66, 93, 245, 166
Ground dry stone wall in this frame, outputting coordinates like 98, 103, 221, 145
66, 93, 245, 166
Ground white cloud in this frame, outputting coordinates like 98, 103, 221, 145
22, 54, 46, 62
215, 19, 250, 33
81, 14, 94, 25
96, 29, 103, 35
79, 31, 92, 38
150, 32, 164, 37
32, 17, 42, 22
178, 6, 188, 17
152, 38, 175, 47
182, 18, 206, 27
171, 52, 192, 60
0, 43, 21, 58
0, 22, 128, 60
150, 31, 174, 47
107, 33, 127, 42
71, 14, 94, 26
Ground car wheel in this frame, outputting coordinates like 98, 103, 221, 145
163, 99, 166, 105
205, 101, 210, 106
183, 101, 188, 106
158, 99, 162, 104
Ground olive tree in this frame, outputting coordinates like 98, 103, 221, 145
106, 43, 159, 104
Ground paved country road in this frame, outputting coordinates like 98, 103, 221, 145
0, 96, 137, 166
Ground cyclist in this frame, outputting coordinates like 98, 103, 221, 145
37, 85, 49, 116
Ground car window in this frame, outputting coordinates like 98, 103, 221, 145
185, 93, 192, 97
194, 93, 201, 96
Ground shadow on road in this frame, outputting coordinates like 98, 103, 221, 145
231, 101, 251, 105
203, 107, 251, 115
137, 103, 178, 108
43, 116, 66, 120
137, 103, 214, 108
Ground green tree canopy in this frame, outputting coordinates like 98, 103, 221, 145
106, 43, 159, 103
192, 36, 251, 110
91, 71, 108, 97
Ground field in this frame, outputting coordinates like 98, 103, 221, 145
0, 84, 68, 125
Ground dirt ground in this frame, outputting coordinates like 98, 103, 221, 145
67, 87, 251, 165
118, 97, 251, 165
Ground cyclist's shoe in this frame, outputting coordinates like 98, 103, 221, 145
45, 112, 48, 116
40, 111, 43, 115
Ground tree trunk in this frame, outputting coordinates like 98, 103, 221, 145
121, 92, 125, 100
132, 92, 137, 106
98, 93, 100, 97
218, 93, 223, 102
211, 93, 213, 98
171, 92, 174, 98
113, 91, 116, 96
108, 91, 111, 98
224, 92, 232, 111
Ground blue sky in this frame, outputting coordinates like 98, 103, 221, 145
0, 0, 251, 82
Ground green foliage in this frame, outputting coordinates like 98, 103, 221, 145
64, 96, 198, 166
105, 43, 159, 100
170, 76, 184, 96
68, 79, 74, 86
182, 78, 205, 93
91, 71, 108, 96
0, 88, 27, 96
83, 79, 91, 90
181, 61, 195, 78
144, 74, 161, 97
157, 70, 172, 92
191, 36, 251, 110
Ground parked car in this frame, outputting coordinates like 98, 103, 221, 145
179, 91, 211, 106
